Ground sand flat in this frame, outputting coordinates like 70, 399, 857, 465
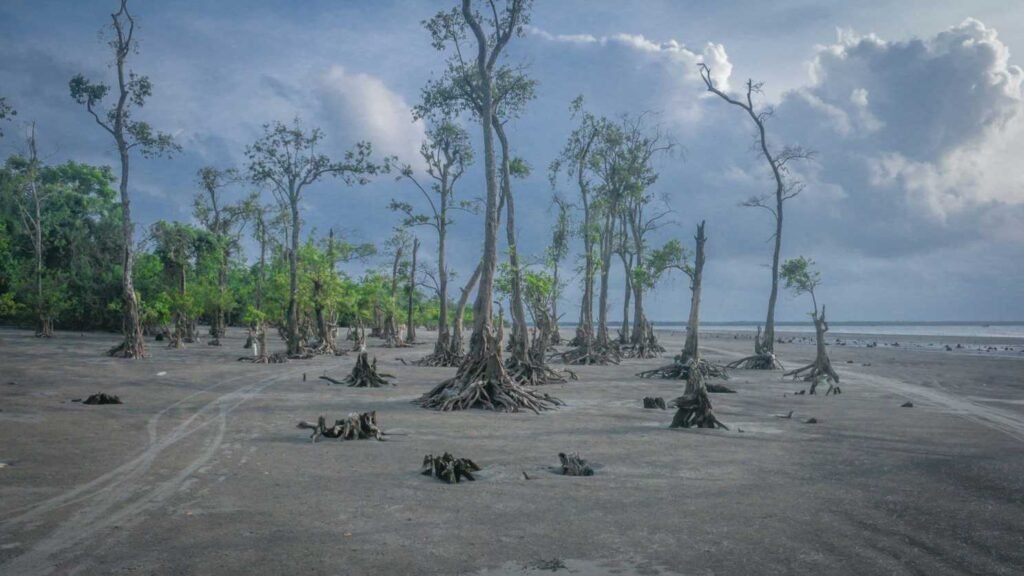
1, 328, 1022, 575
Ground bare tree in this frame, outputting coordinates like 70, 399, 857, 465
418, 0, 559, 412
406, 236, 420, 343
699, 63, 815, 370
11, 125, 54, 336
69, 0, 180, 357
246, 118, 381, 357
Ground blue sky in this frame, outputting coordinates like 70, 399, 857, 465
2, 0, 1023, 322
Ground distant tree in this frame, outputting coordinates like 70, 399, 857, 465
699, 64, 815, 370
0, 97, 14, 138
69, 0, 180, 357
390, 118, 476, 365
546, 194, 572, 344
8, 125, 58, 336
246, 118, 382, 356
192, 166, 255, 345
781, 256, 839, 394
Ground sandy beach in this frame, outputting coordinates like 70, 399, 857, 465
1, 327, 1022, 575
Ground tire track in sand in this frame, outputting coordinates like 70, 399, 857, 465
0, 369, 290, 575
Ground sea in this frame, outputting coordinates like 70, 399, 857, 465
661, 321, 1024, 339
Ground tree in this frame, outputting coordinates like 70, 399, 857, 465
150, 220, 201, 348
405, 236, 420, 343
550, 96, 603, 353
640, 221, 726, 380
781, 256, 839, 394
418, 0, 559, 412
9, 125, 58, 336
192, 166, 254, 345
699, 63, 815, 370
0, 97, 14, 138
390, 119, 476, 365
246, 118, 382, 357
69, 0, 180, 358
546, 195, 571, 344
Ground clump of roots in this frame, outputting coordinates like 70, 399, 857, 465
669, 369, 729, 430
558, 452, 594, 476
643, 397, 667, 409
556, 335, 621, 366
415, 336, 464, 367
418, 330, 562, 413
621, 322, 665, 359
638, 353, 728, 381
320, 351, 394, 388
83, 393, 122, 405
422, 452, 480, 483
296, 412, 384, 442
726, 326, 784, 370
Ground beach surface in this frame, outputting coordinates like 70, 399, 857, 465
1, 327, 1022, 575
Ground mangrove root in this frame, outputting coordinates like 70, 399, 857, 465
643, 396, 667, 409
83, 393, 122, 405
558, 452, 594, 476
296, 412, 383, 442
322, 351, 394, 387
421, 452, 480, 483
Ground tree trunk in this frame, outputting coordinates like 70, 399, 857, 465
494, 120, 529, 363
111, 141, 145, 358
406, 237, 418, 343
683, 222, 706, 360
449, 262, 481, 358
436, 205, 450, 354
286, 194, 301, 355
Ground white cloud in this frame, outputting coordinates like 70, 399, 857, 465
317, 65, 425, 170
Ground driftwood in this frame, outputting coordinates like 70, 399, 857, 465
321, 351, 394, 387
421, 452, 480, 483
83, 393, 122, 405
296, 412, 383, 442
558, 452, 594, 476
643, 397, 667, 409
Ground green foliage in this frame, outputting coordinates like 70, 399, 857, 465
781, 256, 821, 299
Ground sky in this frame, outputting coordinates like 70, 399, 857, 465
1, 0, 1023, 323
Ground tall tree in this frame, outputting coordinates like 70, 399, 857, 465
550, 96, 602, 353
150, 220, 200, 348
390, 119, 476, 365
781, 256, 840, 394
9, 125, 55, 336
69, 0, 180, 357
192, 166, 254, 345
546, 195, 571, 345
699, 64, 815, 370
419, 0, 559, 412
405, 236, 420, 343
246, 118, 381, 356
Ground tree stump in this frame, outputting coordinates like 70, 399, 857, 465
558, 452, 594, 476
643, 397, 667, 409
296, 412, 384, 442
320, 351, 395, 387
83, 393, 122, 405
669, 368, 728, 430
421, 452, 480, 483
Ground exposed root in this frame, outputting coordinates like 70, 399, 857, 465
555, 336, 621, 366
558, 452, 594, 476
669, 369, 728, 430
418, 330, 561, 413
296, 412, 383, 442
726, 352, 783, 370
638, 353, 728, 380
643, 397, 667, 410
322, 351, 394, 387
621, 322, 665, 359
505, 354, 575, 386
83, 393, 122, 405
421, 452, 480, 483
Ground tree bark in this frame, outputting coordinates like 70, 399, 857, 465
286, 195, 301, 355
494, 119, 529, 362
406, 236, 418, 343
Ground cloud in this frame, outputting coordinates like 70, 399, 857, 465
528, 26, 733, 122
317, 65, 425, 170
